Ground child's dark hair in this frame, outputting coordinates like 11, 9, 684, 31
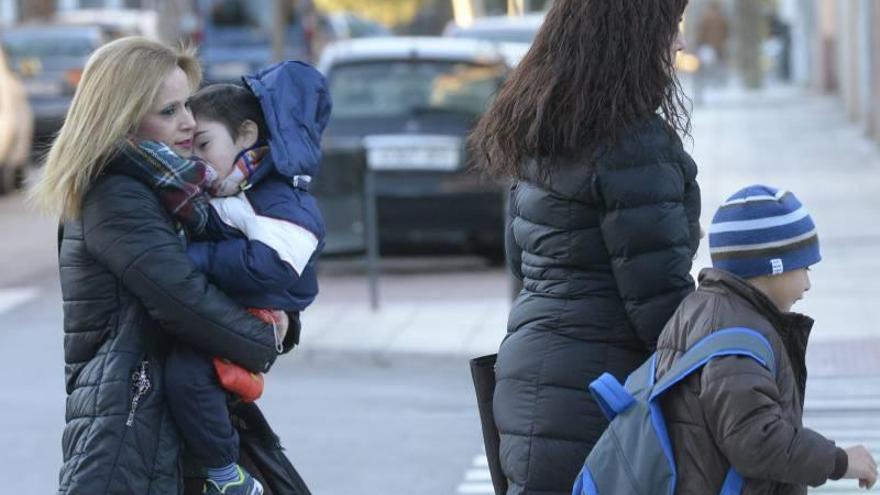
188, 84, 269, 141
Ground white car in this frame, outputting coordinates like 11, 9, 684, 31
443, 13, 545, 44
0, 46, 33, 194
443, 14, 543, 67
318, 36, 512, 73
323, 12, 390, 41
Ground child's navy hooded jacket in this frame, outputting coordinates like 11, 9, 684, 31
187, 61, 332, 312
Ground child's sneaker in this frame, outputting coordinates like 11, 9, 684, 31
203, 465, 264, 495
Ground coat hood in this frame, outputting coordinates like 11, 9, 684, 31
242, 61, 333, 184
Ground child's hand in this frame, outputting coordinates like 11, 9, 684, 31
844, 445, 878, 489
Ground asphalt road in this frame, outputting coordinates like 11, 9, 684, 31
0, 188, 487, 494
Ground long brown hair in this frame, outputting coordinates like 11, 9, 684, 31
469, 0, 690, 180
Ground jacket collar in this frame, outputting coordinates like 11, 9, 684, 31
698, 268, 814, 355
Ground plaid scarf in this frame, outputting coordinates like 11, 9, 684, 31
113, 138, 216, 237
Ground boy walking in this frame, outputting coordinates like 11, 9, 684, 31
654, 185, 877, 493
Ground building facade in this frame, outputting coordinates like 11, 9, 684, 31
780, 0, 879, 144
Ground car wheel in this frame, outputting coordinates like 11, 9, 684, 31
477, 244, 506, 267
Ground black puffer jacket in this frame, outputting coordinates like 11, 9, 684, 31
494, 116, 701, 495
57, 164, 279, 494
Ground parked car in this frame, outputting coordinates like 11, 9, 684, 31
443, 13, 545, 44
322, 12, 391, 40
53, 8, 161, 40
311, 12, 391, 62
315, 37, 512, 260
194, 2, 390, 84
0, 46, 33, 194
194, 0, 312, 83
1, 24, 106, 148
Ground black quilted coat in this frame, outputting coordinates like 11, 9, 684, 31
57, 160, 279, 494
494, 116, 702, 495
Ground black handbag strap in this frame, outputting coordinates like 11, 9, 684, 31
470, 354, 508, 495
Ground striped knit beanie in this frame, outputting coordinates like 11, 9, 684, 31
709, 185, 820, 279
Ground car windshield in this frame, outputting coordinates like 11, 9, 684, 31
2, 32, 97, 59
329, 60, 506, 120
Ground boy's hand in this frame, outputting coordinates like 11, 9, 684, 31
844, 445, 878, 489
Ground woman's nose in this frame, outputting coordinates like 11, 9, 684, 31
180, 106, 196, 131
676, 31, 687, 53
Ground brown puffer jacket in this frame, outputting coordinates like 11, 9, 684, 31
654, 268, 847, 494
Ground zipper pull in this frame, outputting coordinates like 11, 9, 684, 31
125, 360, 152, 427
272, 318, 284, 354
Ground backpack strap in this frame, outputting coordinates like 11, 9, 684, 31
720, 468, 745, 494
649, 327, 775, 401
590, 373, 636, 421
648, 328, 774, 495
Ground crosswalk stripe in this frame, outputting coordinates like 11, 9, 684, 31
0, 287, 39, 315
455, 483, 494, 494
456, 454, 494, 494
465, 469, 492, 482
815, 480, 876, 494
803, 375, 878, 494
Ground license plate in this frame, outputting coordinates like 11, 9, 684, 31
363, 135, 462, 171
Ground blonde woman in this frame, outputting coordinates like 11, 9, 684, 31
31, 38, 283, 494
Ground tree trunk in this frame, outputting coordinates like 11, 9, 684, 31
735, 0, 764, 89
20, 0, 55, 21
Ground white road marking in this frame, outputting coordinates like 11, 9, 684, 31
455, 483, 494, 494
0, 287, 39, 316
456, 454, 494, 494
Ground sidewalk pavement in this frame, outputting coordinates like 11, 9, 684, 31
302, 84, 880, 376
690, 84, 880, 377
302, 257, 510, 358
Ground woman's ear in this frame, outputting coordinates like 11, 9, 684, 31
235, 120, 260, 149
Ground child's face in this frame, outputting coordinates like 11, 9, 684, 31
192, 119, 256, 180
750, 268, 812, 313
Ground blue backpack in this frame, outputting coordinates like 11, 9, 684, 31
572, 328, 776, 495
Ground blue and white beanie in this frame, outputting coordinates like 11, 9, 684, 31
709, 185, 821, 279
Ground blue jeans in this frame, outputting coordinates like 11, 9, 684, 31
165, 344, 239, 468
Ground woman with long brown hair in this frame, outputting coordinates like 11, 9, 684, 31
469, 1, 700, 493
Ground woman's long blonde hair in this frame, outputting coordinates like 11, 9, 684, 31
30, 37, 201, 219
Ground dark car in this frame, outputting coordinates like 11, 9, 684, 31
315, 37, 511, 261
1, 24, 106, 148
194, 0, 312, 83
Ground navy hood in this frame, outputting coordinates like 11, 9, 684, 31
242, 61, 332, 183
